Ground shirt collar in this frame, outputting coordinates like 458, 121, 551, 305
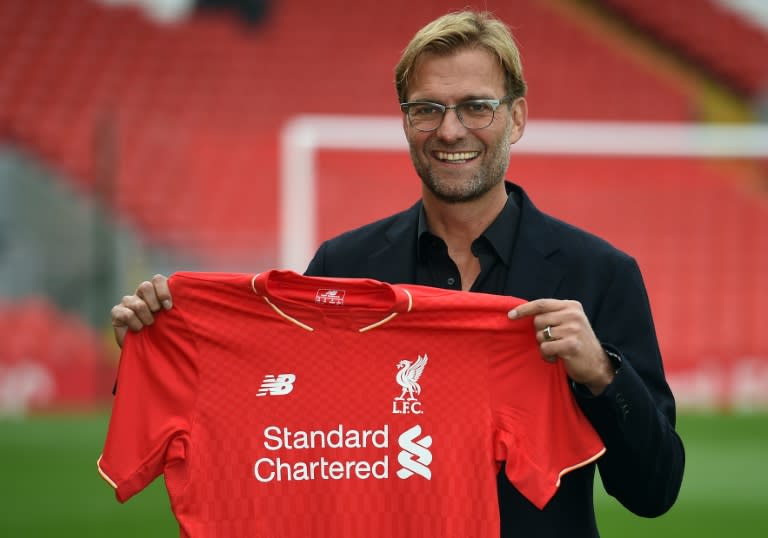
416, 190, 520, 265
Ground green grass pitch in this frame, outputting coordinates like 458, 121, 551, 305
1, 411, 766, 537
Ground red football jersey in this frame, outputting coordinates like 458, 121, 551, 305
98, 270, 604, 537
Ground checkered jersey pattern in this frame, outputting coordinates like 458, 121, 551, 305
98, 270, 604, 537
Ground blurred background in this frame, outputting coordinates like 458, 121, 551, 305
0, 0, 766, 536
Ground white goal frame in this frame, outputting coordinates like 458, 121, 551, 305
280, 116, 768, 271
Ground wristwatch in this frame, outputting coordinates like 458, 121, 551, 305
603, 348, 623, 374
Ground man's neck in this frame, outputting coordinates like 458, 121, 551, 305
422, 183, 508, 291
422, 182, 508, 247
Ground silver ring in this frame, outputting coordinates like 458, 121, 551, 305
543, 325, 554, 341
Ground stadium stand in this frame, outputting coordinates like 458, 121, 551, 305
599, 0, 768, 97
0, 0, 766, 408
0, 0, 697, 261
0, 298, 113, 413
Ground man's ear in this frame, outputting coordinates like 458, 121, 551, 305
509, 97, 528, 144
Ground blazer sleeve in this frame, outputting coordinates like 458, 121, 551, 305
573, 253, 685, 517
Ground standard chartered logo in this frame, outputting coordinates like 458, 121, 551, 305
396, 425, 432, 480
253, 424, 432, 483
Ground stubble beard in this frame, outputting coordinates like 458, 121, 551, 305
411, 124, 513, 205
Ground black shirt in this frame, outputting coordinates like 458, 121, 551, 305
415, 189, 521, 292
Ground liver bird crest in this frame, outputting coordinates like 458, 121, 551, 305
395, 354, 428, 401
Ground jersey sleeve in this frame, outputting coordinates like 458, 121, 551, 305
97, 293, 199, 503
491, 323, 606, 510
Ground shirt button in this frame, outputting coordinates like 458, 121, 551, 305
447, 277, 456, 286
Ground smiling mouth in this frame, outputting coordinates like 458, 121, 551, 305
434, 151, 479, 163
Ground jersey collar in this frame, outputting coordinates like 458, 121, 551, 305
251, 270, 413, 332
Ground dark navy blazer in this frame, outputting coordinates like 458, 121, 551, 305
305, 182, 684, 538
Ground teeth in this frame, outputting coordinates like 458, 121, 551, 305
436, 151, 478, 162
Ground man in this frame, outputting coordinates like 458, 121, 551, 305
111, 11, 684, 537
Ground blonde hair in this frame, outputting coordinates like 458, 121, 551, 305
395, 11, 527, 103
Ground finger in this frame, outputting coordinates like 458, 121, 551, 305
121, 294, 158, 327
112, 303, 151, 331
531, 312, 566, 332
113, 324, 128, 349
538, 340, 561, 363
136, 280, 163, 312
151, 274, 173, 310
508, 298, 566, 320
538, 324, 558, 344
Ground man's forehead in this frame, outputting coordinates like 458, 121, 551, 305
408, 48, 506, 100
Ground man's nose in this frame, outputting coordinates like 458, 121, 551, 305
435, 107, 467, 141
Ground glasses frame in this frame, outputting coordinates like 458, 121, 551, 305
400, 96, 514, 132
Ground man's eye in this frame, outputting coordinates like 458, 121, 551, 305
411, 105, 440, 116
463, 101, 493, 114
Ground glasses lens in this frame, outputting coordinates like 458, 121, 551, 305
457, 101, 496, 129
408, 103, 443, 131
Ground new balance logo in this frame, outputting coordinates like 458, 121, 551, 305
396, 425, 432, 480
315, 288, 345, 305
256, 374, 296, 397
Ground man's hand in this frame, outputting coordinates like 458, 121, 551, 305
110, 274, 172, 348
508, 299, 615, 395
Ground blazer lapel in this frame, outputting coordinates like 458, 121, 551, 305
504, 185, 566, 300
365, 202, 421, 284
361, 186, 566, 298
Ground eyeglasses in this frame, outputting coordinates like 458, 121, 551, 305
400, 96, 514, 132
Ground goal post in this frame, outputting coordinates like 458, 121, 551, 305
280, 115, 768, 272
